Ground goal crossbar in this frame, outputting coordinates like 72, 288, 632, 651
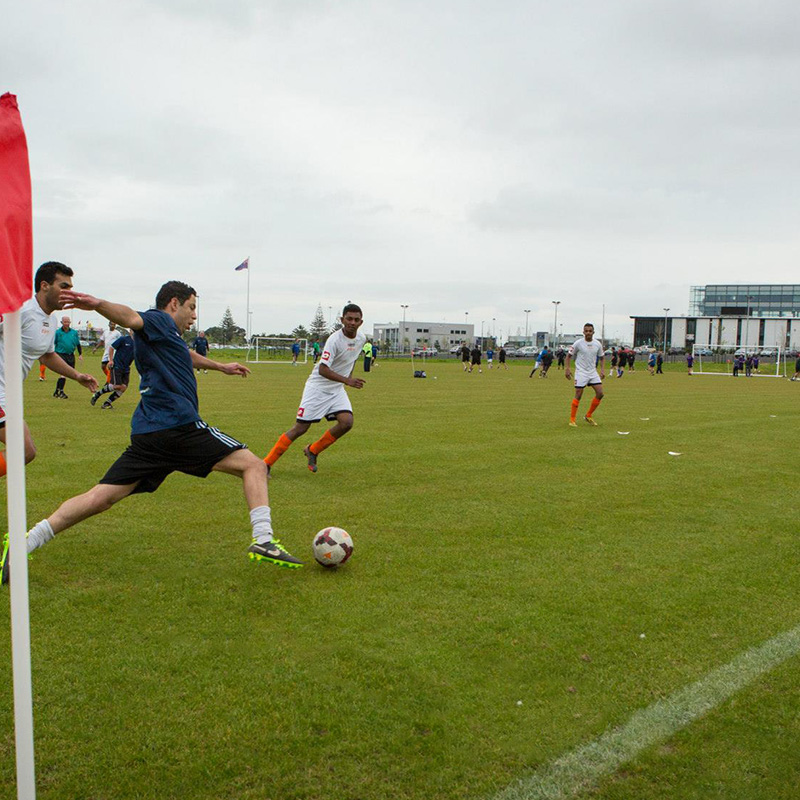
247, 337, 308, 364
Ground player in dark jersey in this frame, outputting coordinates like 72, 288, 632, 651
2, 280, 301, 586
470, 345, 482, 373
460, 343, 471, 372
91, 332, 134, 409
498, 346, 508, 370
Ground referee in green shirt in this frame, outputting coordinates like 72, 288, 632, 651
53, 316, 83, 399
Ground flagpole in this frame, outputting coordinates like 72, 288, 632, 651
5, 310, 37, 799
246, 262, 251, 343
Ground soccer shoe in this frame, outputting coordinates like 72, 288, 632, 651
101, 402, 114, 410
1, 533, 8, 586
90, 392, 101, 406
584, 416, 598, 426
303, 445, 318, 473
58, 390, 68, 399
568, 421, 578, 427
247, 538, 303, 568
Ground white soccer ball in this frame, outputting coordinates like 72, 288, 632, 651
313, 526, 354, 568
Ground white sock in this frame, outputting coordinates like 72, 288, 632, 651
249, 506, 273, 544
27, 519, 55, 554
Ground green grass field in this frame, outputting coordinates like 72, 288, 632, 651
2, 355, 799, 799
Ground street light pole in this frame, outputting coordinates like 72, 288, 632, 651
552, 301, 560, 348
400, 304, 408, 355
524, 309, 531, 343
481, 320, 485, 345
663, 307, 670, 355
745, 295, 753, 351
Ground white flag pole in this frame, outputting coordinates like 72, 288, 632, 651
246, 260, 251, 343
5, 308, 37, 799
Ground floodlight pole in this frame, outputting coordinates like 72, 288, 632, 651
745, 296, 752, 351
524, 309, 531, 343
400, 304, 408, 355
552, 301, 560, 348
663, 307, 670, 355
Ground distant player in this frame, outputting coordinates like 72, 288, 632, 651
790, 355, 800, 381
498, 345, 508, 370
2, 280, 301, 586
647, 351, 656, 375
93, 321, 122, 384
540, 346, 554, 377
470, 344, 482, 373
0, 262, 98, 479
264, 304, 366, 473
556, 348, 566, 370
291, 339, 301, 366
91, 331, 134, 409
486, 346, 494, 369
656, 352, 664, 374
529, 349, 543, 378
192, 329, 210, 373
371, 341, 379, 367
460, 343, 471, 372
53, 315, 84, 398
362, 340, 372, 372
312, 340, 321, 363
686, 352, 694, 375
565, 323, 605, 427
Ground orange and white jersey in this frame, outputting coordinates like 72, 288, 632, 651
0, 297, 56, 401
306, 328, 366, 390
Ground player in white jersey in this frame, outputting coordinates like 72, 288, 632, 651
0, 262, 98, 477
565, 323, 605, 427
92, 321, 122, 383
264, 304, 366, 473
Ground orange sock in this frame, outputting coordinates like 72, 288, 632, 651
39, 364, 46, 379
264, 433, 293, 466
0, 453, 6, 478
310, 429, 337, 456
104, 367, 111, 382
587, 397, 601, 418
570, 398, 580, 422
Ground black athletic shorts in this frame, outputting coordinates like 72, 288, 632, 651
111, 368, 130, 386
100, 420, 247, 494
56, 352, 76, 369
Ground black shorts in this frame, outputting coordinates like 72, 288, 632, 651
111, 368, 131, 386
100, 421, 247, 494
56, 352, 75, 369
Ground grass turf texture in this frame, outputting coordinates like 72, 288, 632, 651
1, 355, 799, 799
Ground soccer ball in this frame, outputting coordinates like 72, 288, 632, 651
313, 527, 354, 568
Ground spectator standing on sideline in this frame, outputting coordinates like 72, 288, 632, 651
656, 352, 664, 374
362, 340, 372, 372
53, 315, 83, 398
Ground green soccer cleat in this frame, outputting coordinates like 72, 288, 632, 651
1, 533, 8, 586
584, 416, 598, 427
248, 538, 303, 569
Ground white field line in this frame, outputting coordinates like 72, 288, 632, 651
490, 623, 800, 800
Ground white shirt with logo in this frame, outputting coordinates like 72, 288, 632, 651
306, 328, 366, 392
0, 297, 56, 403
569, 337, 604, 380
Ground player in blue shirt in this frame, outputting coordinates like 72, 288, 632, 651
4, 280, 301, 586
291, 339, 301, 366
90, 332, 134, 409
192, 330, 210, 373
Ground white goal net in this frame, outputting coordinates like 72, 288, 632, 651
247, 337, 308, 364
691, 344, 786, 378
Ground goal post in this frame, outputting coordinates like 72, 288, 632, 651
691, 344, 786, 378
247, 337, 308, 364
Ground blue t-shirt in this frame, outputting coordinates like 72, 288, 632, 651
110, 335, 135, 372
131, 309, 200, 435
291, 342, 301, 355
487, 349, 494, 358
192, 336, 209, 356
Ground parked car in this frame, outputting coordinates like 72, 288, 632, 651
759, 349, 776, 358
412, 348, 438, 357
668, 347, 685, 355
513, 345, 539, 357
694, 347, 712, 356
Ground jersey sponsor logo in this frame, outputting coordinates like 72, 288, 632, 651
321, 351, 330, 361
298, 406, 305, 417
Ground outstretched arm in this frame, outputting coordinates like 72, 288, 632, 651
189, 350, 250, 377
60, 291, 144, 331
40, 352, 98, 392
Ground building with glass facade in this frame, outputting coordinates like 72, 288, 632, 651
689, 285, 800, 318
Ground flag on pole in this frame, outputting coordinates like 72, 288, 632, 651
0, 91, 37, 799
234, 258, 249, 271
0, 93, 33, 314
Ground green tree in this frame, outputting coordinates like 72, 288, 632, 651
292, 325, 311, 340
309, 304, 328, 343
219, 307, 246, 346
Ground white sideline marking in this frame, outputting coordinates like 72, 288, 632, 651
490, 623, 800, 800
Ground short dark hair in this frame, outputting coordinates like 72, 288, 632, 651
584, 322, 594, 328
155, 281, 197, 310
342, 303, 362, 317
34, 261, 73, 293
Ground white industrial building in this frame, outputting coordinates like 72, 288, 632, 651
372, 321, 475, 352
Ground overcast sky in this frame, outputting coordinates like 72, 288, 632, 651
4, 0, 800, 342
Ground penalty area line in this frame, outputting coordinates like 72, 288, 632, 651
490, 623, 800, 800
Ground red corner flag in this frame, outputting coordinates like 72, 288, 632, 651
0, 92, 33, 314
